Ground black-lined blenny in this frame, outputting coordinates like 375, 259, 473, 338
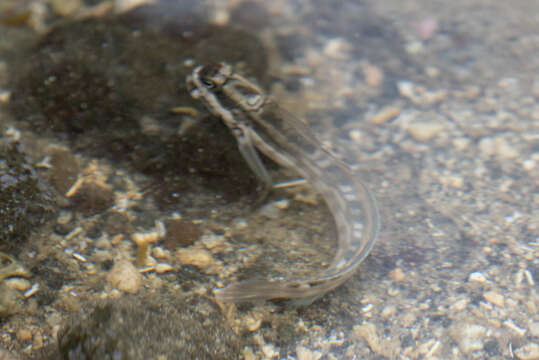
187, 63, 380, 303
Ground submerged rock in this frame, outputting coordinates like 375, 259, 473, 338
0, 142, 56, 252
57, 297, 242, 360
8, 10, 269, 208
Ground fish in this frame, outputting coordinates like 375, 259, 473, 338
187, 63, 380, 303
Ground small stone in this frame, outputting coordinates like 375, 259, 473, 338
273, 199, 290, 210
468, 272, 487, 283
296, 346, 322, 360
164, 219, 201, 249
483, 291, 505, 307
453, 137, 470, 150
450, 298, 469, 311
323, 38, 350, 59
259, 202, 282, 219
0, 347, 19, 360
449, 323, 486, 354
0, 89, 11, 103
155, 263, 173, 274
494, 137, 519, 159
3, 278, 31, 292
353, 322, 396, 358
132, 231, 159, 267
387, 287, 399, 296
104, 211, 131, 236
401, 312, 417, 328
397, 81, 416, 99
405, 41, 424, 54
50, 0, 82, 16
515, 343, 539, 360
244, 316, 262, 332
425, 66, 440, 78
530, 322, 539, 338
478, 137, 495, 156
177, 248, 218, 273
94, 235, 111, 249
68, 180, 114, 216
115, 0, 154, 13
243, 347, 256, 360
349, 129, 362, 144
479, 137, 519, 159
533, 79, 539, 97
408, 122, 444, 141
504, 319, 527, 336
389, 268, 405, 282
440, 175, 464, 189
47, 146, 79, 194
362, 63, 384, 87
370, 106, 401, 125
106, 260, 142, 294
16, 328, 32, 342
0, 284, 20, 316
152, 246, 168, 259
381, 305, 396, 318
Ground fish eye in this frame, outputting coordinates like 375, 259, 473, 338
201, 78, 216, 88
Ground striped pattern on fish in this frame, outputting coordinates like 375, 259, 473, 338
187, 63, 380, 303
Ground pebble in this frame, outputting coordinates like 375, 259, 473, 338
405, 41, 424, 54
323, 38, 350, 60
152, 246, 169, 259
273, 199, 290, 210
478, 137, 519, 159
468, 272, 487, 283
450, 298, 469, 311
47, 146, 80, 194
530, 322, 539, 338
177, 248, 219, 273
349, 129, 362, 143
449, 323, 486, 354
483, 291, 505, 307
380, 305, 396, 318
155, 263, 173, 274
68, 180, 114, 215
369, 106, 401, 125
0, 347, 19, 360
163, 219, 201, 249
296, 346, 322, 360
515, 343, 539, 360
397, 81, 416, 100
243, 347, 256, 360
259, 202, 282, 219
50, 0, 82, 16
16, 328, 32, 342
408, 122, 445, 141
106, 260, 142, 294
0, 89, 10, 103
4, 278, 31, 292
504, 319, 527, 336
362, 62, 384, 87
389, 268, 405, 282
353, 322, 395, 358
533, 79, 539, 97
452, 137, 470, 150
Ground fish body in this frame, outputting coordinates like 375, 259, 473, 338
187, 63, 380, 302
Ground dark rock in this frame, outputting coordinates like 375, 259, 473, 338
0, 142, 56, 253
163, 218, 201, 249
57, 297, 242, 360
8, 13, 269, 209
47, 146, 80, 195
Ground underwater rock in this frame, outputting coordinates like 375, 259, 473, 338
57, 297, 242, 360
0, 142, 56, 252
